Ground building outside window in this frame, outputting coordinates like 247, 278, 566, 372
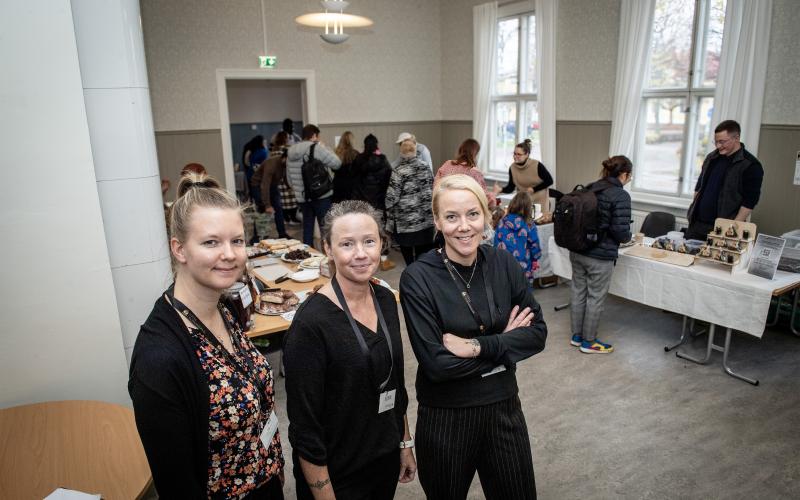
489, 11, 538, 177
634, 0, 727, 198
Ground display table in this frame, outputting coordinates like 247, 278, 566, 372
533, 223, 554, 279
547, 236, 800, 383
0, 400, 152, 499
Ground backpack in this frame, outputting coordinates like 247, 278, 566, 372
553, 182, 609, 252
301, 143, 333, 201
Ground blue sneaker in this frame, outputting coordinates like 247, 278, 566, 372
570, 334, 583, 347
580, 339, 614, 354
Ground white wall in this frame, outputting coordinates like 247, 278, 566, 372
226, 79, 303, 124
762, 0, 800, 125
141, 0, 443, 130
0, 0, 130, 408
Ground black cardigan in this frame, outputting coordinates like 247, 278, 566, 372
128, 293, 214, 499
283, 285, 408, 486
399, 245, 548, 408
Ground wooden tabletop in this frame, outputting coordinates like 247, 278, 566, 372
0, 400, 152, 499
246, 262, 330, 338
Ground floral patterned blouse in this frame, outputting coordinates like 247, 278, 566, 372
187, 305, 284, 498
495, 213, 542, 285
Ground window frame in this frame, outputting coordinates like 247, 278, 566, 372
633, 0, 724, 200
488, 9, 537, 179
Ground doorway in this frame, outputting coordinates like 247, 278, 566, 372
216, 69, 317, 194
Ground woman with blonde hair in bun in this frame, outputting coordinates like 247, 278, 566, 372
129, 172, 285, 498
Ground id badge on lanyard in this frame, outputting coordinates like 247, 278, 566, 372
260, 410, 279, 448
332, 277, 395, 415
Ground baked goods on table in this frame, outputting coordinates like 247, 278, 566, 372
257, 289, 300, 315
283, 249, 312, 262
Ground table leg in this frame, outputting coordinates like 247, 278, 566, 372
689, 318, 707, 337
676, 323, 716, 364
665, 315, 693, 352
721, 328, 759, 386
767, 294, 785, 327
791, 289, 799, 337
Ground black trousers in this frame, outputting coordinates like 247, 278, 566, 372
416, 396, 536, 500
686, 219, 714, 241
399, 243, 435, 266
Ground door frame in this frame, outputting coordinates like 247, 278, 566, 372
216, 69, 317, 193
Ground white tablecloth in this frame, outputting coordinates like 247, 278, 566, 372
533, 223, 554, 279
547, 236, 800, 338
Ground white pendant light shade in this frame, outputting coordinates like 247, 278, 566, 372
295, 0, 373, 45
294, 12, 373, 28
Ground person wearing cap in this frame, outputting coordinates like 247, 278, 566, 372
391, 132, 433, 171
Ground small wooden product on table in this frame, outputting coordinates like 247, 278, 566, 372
694, 218, 756, 273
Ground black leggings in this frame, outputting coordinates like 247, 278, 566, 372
399, 243, 435, 266
416, 396, 536, 500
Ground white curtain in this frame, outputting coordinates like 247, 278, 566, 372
535, 0, 557, 183
608, 0, 655, 157
711, 0, 772, 155
473, 2, 498, 173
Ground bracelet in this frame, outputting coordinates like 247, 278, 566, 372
399, 437, 415, 449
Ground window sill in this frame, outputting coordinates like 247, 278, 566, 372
630, 191, 692, 211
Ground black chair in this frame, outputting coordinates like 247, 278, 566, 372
640, 211, 676, 238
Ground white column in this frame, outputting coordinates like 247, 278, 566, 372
71, 0, 172, 363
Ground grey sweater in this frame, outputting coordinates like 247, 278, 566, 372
286, 140, 341, 202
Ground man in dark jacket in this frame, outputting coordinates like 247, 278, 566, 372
686, 120, 764, 240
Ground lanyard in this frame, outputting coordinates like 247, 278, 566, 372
331, 276, 394, 392
440, 249, 496, 334
166, 289, 269, 410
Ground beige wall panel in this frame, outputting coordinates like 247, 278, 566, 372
440, 121, 474, 171
751, 125, 800, 236
156, 130, 225, 200
319, 122, 445, 170
555, 121, 612, 193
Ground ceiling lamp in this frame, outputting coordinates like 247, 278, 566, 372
295, 0, 373, 44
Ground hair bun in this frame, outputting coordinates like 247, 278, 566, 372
524, 138, 532, 145
176, 172, 220, 198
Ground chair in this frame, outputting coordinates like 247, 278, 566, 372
640, 211, 676, 238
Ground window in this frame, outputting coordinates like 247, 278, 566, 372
634, 0, 726, 197
489, 12, 538, 176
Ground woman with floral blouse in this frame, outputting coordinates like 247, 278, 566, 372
129, 172, 284, 498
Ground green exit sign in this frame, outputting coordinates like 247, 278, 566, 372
259, 56, 277, 69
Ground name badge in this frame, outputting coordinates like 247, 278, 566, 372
260, 410, 279, 449
481, 365, 507, 378
378, 389, 396, 414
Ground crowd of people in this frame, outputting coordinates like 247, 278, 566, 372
131, 118, 762, 499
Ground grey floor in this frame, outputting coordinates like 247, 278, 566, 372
266, 242, 800, 500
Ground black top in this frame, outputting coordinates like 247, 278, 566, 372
500, 162, 554, 194
283, 285, 408, 484
695, 154, 731, 223
399, 245, 548, 408
350, 152, 392, 211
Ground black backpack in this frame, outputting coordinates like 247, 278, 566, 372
301, 143, 333, 201
553, 182, 609, 252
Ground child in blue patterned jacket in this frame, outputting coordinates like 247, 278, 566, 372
495, 191, 542, 289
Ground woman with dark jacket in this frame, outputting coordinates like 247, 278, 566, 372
333, 130, 359, 202
400, 174, 547, 500
569, 155, 633, 354
350, 134, 392, 211
351, 134, 395, 270
385, 139, 435, 265
129, 173, 284, 498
